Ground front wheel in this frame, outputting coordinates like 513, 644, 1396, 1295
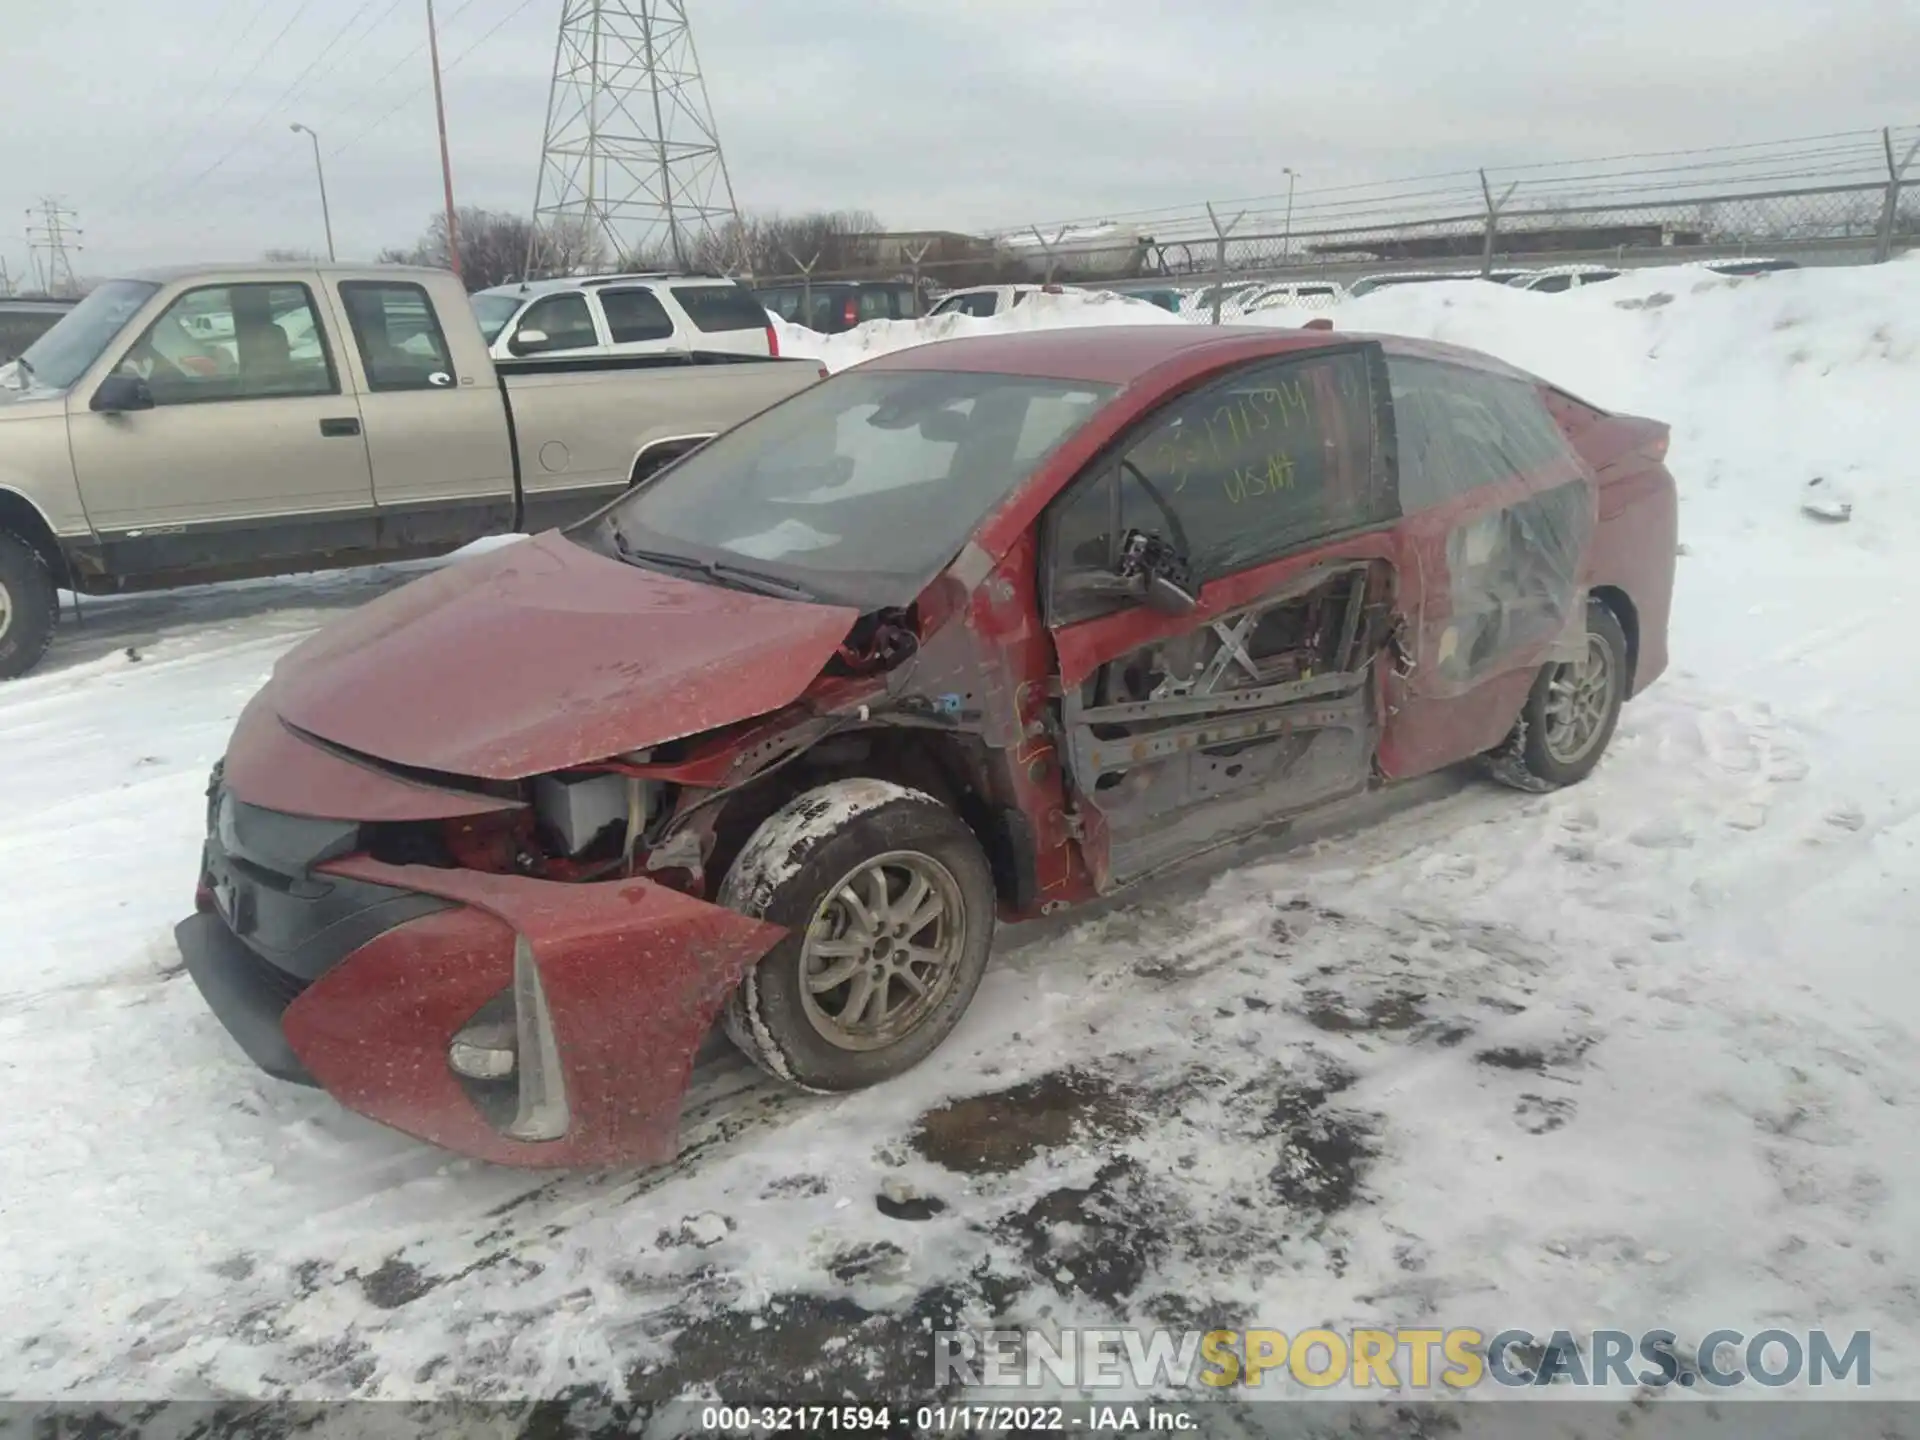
0, 531, 56, 681
720, 779, 996, 1092
1485, 598, 1629, 792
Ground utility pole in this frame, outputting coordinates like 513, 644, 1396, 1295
0, 257, 13, 297
1282, 168, 1298, 263
426, 0, 463, 283
25, 200, 81, 296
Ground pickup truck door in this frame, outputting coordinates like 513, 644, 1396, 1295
66, 276, 376, 557
324, 277, 517, 530
1373, 354, 1598, 779
1041, 344, 1403, 892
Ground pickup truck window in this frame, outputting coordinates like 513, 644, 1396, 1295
338, 281, 456, 392
670, 284, 768, 333
119, 283, 337, 405
516, 292, 598, 353
598, 288, 676, 344
12, 280, 157, 390
598, 368, 1119, 609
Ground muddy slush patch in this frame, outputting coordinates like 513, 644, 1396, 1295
911, 1067, 1141, 1175
995, 1158, 1169, 1305
1302, 989, 1427, 1033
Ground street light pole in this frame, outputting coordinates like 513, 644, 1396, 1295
288, 123, 336, 262
1283, 168, 1298, 264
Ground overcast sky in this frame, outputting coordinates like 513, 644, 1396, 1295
2, 0, 1917, 281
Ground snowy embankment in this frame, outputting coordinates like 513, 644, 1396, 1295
3, 260, 1920, 1418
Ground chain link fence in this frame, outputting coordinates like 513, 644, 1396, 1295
750, 124, 1920, 325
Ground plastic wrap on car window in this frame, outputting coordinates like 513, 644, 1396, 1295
1435, 477, 1593, 691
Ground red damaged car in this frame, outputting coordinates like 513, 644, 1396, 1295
176, 324, 1676, 1167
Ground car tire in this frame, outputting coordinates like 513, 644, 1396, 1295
720, 778, 996, 1093
1484, 598, 1629, 792
0, 531, 56, 681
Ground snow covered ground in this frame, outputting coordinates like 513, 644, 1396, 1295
5, 259, 1920, 1425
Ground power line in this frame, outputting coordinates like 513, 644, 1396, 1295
108, 0, 328, 218
86, 0, 277, 208
168, 0, 520, 250
172, 0, 397, 193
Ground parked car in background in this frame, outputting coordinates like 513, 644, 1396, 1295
1097, 284, 1184, 313
1697, 257, 1800, 277
173, 321, 1677, 1168
754, 280, 922, 333
0, 262, 824, 678
1241, 281, 1349, 312
1349, 269, 1536, 297
925, 283, 1078, 318
0, 297, 78, 366
1508, 265, 1623, 293
471, 272, 780, 362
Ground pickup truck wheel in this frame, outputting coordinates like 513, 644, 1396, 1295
0, 532, 56, 681
1485, 598, 1628, 792
719, 779, 995, 1092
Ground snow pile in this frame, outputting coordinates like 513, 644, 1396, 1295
1311, 256, 1920, 552
774, 286, 1183, 372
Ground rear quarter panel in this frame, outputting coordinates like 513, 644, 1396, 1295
503, 360, 821, 497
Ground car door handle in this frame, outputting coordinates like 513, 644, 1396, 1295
319, 417, 362, 437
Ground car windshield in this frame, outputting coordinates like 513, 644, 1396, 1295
587, 368, 1120, 609
14, 280, 160, 389
471, 293, 523, 343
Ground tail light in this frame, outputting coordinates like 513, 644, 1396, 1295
1648, 430, 1670, 462
843, 297, 859, 328
817, 365, 829, 380
765, 321, 779, 357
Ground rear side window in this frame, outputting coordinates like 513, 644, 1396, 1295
1387, 357, 1577, 510
599, 288, 676, 344
670, 283, 770, 333
338, 281, 455, 392
857, 289, 895, 322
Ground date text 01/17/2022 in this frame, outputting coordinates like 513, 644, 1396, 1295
697, 1404, 1202, 1432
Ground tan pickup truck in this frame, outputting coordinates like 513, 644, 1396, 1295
0, 262, 823, 678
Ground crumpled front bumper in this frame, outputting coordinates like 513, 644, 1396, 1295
180, 856, 785, 1168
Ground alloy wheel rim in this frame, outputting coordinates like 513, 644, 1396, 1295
0, 577, 12, 644
798, 849, 967, 1052
1543, 634, 1615, 765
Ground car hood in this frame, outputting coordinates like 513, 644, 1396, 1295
264, 530, 860, 780
0, 379, 65, 419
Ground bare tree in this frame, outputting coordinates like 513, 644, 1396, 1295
262, 247, 320, 262
382, 208, 611, 291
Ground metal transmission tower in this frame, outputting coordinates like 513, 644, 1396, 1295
25, 200, 81, 296
527, 0, 744, 275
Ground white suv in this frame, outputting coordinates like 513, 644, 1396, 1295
471, 273, 780, 361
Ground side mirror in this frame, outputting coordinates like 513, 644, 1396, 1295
508, 327, 550, 356
1115, 528, 1198, 617
92, 373, 155, 413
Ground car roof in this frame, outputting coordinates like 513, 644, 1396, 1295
476, 271, 735, 298
858, 323, 1531, 387
127, 261, 450, 283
